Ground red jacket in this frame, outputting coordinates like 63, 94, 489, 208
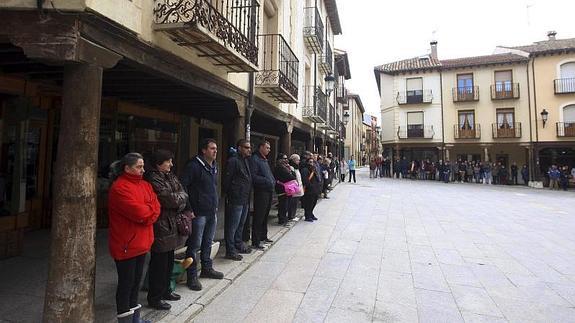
108, 173, 161, 260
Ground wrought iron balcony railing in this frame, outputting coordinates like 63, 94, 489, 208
303, 6, 324, 54
557, 122, 575, 137
153, 0, 260, 72
329, 103, 336, 131
490, 83, 520, 100
397, 125, 434, 139
319, 41, 333, 75
302, 86, 327, 123
554, 78, 575, 94
452, 86, 479, 102
341, 123, 346, 139
397, 90, 433, 105
492, 122, 521, 138
336, 76, 347, 103
454, 124, 481, 139
255, 34, 299, 103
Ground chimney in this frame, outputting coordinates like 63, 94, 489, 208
547, 31, 557, 40
430, 41, 438, 60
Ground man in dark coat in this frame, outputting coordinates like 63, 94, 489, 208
223, 139, 253, 261
181, 138, 223, 291
249, 141, 275, 249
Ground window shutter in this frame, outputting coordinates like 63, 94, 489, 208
560, 63, 575, 78
564, 105, 575, 121
406, 78, 423, 91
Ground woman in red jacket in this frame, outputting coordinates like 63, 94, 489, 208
108, 152, 160, 323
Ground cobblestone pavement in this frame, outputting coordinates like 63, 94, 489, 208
193, 168, 575, 323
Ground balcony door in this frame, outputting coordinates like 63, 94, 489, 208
559, 63, 575, 93
496, 108, 515, 137
458, 110, 476, 139
564, 105, 575, 136
406, 78, 423, 104
494, 70, 513, 97
407, 111, 424, 138
457, 74, 474, 100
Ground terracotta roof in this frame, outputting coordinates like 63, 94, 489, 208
324, 0, 342, 35
374, 55, 441, 74
440, 53, 528, 69
504, 38, 575, 54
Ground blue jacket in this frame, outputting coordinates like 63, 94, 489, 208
180, 155, 218, 217
249, 152, 275, 192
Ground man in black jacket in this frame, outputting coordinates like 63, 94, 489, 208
249, 141, 275, 249
223, 139, 252, 260
181, 138, 224, 291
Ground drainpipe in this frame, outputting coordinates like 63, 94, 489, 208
439, 70, 445, 161
526, 57, 534, 181
531, 57, 540, 180
245, 0, 258, 142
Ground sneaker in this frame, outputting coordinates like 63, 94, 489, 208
187, 276, 202, 291
225, 253, 243, 261
238, 246, 252, 254
200, 268, 224, 279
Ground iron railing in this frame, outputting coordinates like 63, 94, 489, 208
336, 75, 347, 103
154, 0, 260, 70
557, 122, 575, 137
397, 89, 433, 105
329, 103, 336, 130
554, 78, 575, 94
452, 86, 479, 102
319, 41, 333, 75
255, 34, 299, 102
302, 86, 327, 123
397, 125, 434, 139
303, 6, 324, 54
490, 83, 520, 100
454, 124, 481, 139
492, 122, 521, 138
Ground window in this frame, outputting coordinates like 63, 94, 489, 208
456, 74, 474, 101
406, 78, 423, 103
495, 70, 512, 92
458, 110, 475, 129
564, 104, 575, 122
496, 108, 515, 128
560, 62, 575, 79
407, 111, 424, 137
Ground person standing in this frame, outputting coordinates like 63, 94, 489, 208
108, 153, 160, 323
288, 154, 304, 221
300, 157, 322, 222
521, 164, 529, 185
274, 154, 297, 225
181, 139, 224, 291
348, 155, 357, 183
510, 162, 518, 185
249, 141, 275, 250
340, 158, 347, 182
483, 162, 492, 185
369, 158, 377, 178
144, 150, 188, 310
548, 164, 560, 190
223, 139, 253, 261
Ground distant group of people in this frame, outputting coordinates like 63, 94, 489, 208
546, 164, 575, 191
106, 139, 342, 322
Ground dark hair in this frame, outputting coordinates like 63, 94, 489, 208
276, 153, 288, 161
236, 139, 249, 148
258, 140, 270, 148
200, 138, 217, 152
149, 149, 174, 167
109, 152, 143, 182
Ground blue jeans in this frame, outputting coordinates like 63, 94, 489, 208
186, 213, 217, 276
225, 203, 249, 255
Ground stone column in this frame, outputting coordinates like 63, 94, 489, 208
484, 147, 489, 162
280, 122, 293, 155
44, 63, 103, 322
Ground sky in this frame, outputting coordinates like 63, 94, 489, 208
334, 0, 575, 120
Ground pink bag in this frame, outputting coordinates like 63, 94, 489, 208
277, 180, 300, 197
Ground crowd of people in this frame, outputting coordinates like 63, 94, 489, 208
106, 139, 340, 322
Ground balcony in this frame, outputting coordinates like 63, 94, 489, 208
255, 34, 299, 103
452, 86, 479, 102
492, 122, 521, 138
397, 90, 433, 105
153, 0, 259, 72
557, 122, 575, 137
303, 6, 324, 54
490, 83, 520, 100
454, 124, 481, 139
397, 125, 434, 139
554, 78, 575, 94
302, 86, 327, 123
319, 41, 333, 75
336, 79, 347, 103
329, 103, 336, 131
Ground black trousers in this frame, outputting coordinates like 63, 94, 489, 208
302, 193, 319, 220
147, 250, 175, 304
277, 195, 289, 223
288, 196, 300, 219
115, 254, 146, 314
252, 190, 272, 245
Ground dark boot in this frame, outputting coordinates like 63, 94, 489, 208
117, 310, 133, 323
187, 272, 202, 291
200, 267, 224, 279
130, 305, 151, 323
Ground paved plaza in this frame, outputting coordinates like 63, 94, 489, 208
193, 168, 575, 323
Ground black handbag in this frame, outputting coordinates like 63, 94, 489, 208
176, 211, 194, 236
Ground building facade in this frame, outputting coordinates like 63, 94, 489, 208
344, 94, 365, 163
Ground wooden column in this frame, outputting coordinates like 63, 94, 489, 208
43, 63, 102, 322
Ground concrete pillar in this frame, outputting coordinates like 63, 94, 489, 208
484, 147, 489, 162
445, 148, 450, 161
44, 63, 103, 322
280, 131, 292, 155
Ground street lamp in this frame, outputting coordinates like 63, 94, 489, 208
343, 111, 350, 125
540, 109, 549, 127
324, 74, 336, 96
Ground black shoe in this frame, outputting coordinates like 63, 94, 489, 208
200, 268, 224, 279
162, 292, 181, 301
225, 253, 243, 261
238, 246, 252, 254
148, 300, 171, 310
304, 218, 314, 222
252, 243, 265, 250
312, 216, 318, 220
263, 238, 273, 243
278, 220, 287, 225
187, 275, 202, 291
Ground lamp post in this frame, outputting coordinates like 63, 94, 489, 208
324, 74, 335, 155
540, 109, 549, 128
